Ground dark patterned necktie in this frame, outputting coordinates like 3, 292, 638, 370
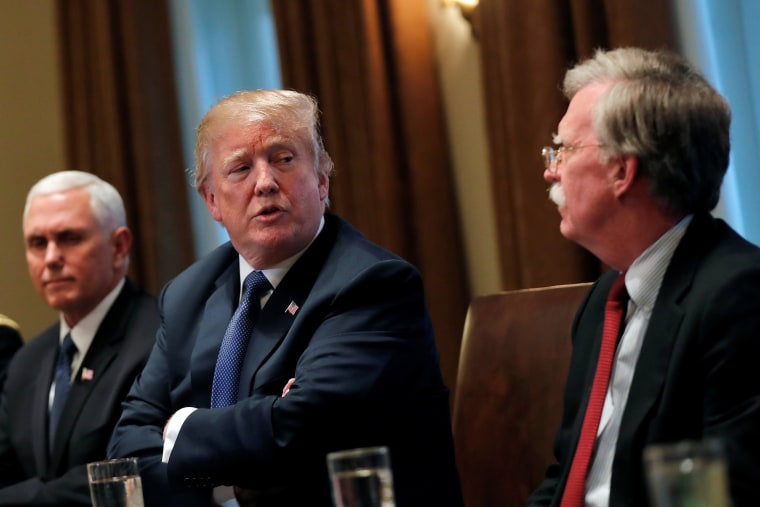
211, 271, 271, 408
49, 333, 76, 451
561, 274, 629, 507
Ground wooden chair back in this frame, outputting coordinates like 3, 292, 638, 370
452, 283, 592, 507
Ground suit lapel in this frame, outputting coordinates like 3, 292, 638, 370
617, 214, 715, 452
33, 329, 59, 474
190, 262, 239, 407
239, 214, 340, 396
49, 281, 139, 468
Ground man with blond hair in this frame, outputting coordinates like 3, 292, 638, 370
110, 90, 463, 507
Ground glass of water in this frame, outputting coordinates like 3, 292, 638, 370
644, 439, 731, 507
87, 457, 144, 507
327, 446, 395, 507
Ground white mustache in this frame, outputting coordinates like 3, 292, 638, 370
548, 183, 566, 208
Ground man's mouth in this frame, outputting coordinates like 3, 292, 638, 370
44, 277, 73, 288
256, 206, 283, 218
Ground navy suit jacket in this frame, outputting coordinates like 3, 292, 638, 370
109, 214, 463, 507
527, 213, 760, 506
0, 279, 158, 505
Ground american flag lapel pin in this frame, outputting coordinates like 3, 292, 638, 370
285, 301, 299, 316
81, 368, 95, 381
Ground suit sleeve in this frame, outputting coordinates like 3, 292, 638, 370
107, 320, 186, 505
0, 467, 91, 505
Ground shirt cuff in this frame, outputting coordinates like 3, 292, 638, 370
162, 406, 197, 463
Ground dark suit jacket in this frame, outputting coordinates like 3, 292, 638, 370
109, 214, 463, 507
0, 325, 22, 393
527, 213, 760, 507
0, 279, 159, 505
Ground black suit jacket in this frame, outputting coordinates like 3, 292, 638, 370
109, 214, 463, 507
528, 214, 760, 506
0, 279, 159, 505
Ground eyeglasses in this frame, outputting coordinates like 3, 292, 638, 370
541, 144, 603, 173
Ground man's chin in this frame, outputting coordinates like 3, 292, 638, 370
44, 291, 75, 311
558, 220, 576, 242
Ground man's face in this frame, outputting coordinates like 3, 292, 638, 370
24, 188, 125, 326
201, 119, 329, 268
545, 82, 618, 252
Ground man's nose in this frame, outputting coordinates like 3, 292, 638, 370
44, 242, 63, 265
254, 164, 279, 195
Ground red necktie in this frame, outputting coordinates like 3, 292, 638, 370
561, 273, 629, 507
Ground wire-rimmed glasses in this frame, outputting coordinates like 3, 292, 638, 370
541, 144, 603, 174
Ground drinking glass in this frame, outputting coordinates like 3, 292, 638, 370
644, 439, 730, 507
327, 446, 395, 507
87, 457, 145, 507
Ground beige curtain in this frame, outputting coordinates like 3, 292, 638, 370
56, 0, 195, 295
271, 0, 470, 396
477, 0, 676, 289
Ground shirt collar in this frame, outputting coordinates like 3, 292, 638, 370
237, 215, 325, 295
624, 215, 692, 312
60, 277, 126, 352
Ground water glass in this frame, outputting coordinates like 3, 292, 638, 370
327, 446, 395, 507
644, 439, 730, 507
87, 457, 145, 507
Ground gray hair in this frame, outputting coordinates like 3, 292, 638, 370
23, 170, 127, 233
563, 47, 731, 215
192, 89, 334, 204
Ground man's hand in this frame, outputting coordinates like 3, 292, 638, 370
282, 378, 295, 397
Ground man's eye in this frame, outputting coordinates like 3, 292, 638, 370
27, 238, 47, 250
58, 233, 83, 245
272, 152, 295, 165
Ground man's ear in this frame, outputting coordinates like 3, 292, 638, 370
111, 226, 133, 267
612, 154, 638, 198
201, 186, 223, 222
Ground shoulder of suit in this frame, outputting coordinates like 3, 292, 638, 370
162, 242, 237, 288
328, 216, 407, 266
11, 323, 58, 364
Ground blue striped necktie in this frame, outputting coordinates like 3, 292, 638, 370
49, 333, 76, 451
211, 271, 271, 408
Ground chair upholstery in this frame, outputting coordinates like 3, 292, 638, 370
452, 282, 592, 507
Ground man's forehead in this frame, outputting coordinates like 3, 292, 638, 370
25, 215, 97, 235
557, 85, 605, 140
25, 194, 98, 234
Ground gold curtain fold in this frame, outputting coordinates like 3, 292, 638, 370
56, 0, 195, 295
477, 0, 676, 289
271, 0, 470, 396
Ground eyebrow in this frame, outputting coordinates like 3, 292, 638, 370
221, 148, 249, 169
220, 135, 299, 168
25, 227, 89, 243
